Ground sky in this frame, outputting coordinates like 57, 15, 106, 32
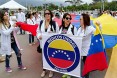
0, 0, 113, 6
63, 0, 112, 3
46, 0, 113, 4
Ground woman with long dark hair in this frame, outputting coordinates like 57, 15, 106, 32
0, 10, 26, 73
59, 13, 77, 78
36, 9, 59, 78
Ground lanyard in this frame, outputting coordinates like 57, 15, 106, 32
3, 22, 11, 30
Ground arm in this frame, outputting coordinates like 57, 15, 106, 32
95, 21, 102, 31
9, 21, 19, 32
36, 25, 42, 39
2, 26, 14, 35
14, 27, 20, 32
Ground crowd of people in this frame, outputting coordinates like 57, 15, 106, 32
0, 8, 113, 78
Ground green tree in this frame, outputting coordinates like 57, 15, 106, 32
93, 0, 100, 3
47, 3, 58, 10
93, 0, 107, 3
108, 1, 117, 11
37, 6, 43, 11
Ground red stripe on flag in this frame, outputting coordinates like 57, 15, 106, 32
82, 52, 108, 76
49, 57, 73, 68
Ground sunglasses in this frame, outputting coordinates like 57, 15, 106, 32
65, 17, 72, 20
45, 13, 50, 15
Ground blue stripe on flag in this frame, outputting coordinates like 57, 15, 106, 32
88, 34, 104, 56
103, 35, 117, 48
48, 48, 75, 61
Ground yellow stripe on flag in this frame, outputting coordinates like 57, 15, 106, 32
93, 14, 117, 35
49, 40, 74, 52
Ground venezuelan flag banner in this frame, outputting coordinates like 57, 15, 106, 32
42, 33, 82, 77
92, 14, 117, 48
82, 26, 108, 76
16, 14, 117, 49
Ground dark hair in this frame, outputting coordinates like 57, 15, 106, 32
44, 9, 53, 18
11, 11, 14, 15
81, 13, 90, 29
2, 8, 9, 12
61, 13, 71, 27
18, 8, 22, 11
0, 10, 6, 23
55, 13, 60, 18
44, 9, 54, 31
32, 12, 36, 16
55, 13, 59, 16
27, 13, 33, 19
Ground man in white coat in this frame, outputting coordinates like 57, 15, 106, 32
17, 8, 26, 35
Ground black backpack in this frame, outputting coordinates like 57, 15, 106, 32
39, 20, 56, 32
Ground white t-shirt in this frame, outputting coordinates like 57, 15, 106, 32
10, 15, 17, 24
17, 12, 26, 22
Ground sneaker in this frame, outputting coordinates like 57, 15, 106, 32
41, 71, 46, 78
11, 51, 15, 54
29, 44, 32, 46
6, 67, 12, 73
18, 65, 27, 70
20, 49, 23, 51
49, 71, 54, 78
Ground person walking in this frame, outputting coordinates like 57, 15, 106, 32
0, 10, 26, 73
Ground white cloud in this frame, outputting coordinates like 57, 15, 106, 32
82, 0, 93, 3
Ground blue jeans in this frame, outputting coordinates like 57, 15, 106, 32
5, 42, 22, 68
29, 34, 34, 43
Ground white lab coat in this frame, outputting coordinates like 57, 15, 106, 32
36, 20, 59, 48
0, 21, 20, 55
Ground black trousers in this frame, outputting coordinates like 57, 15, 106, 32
83, 56, 90, 78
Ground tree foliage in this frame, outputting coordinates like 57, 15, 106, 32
31, 1, 117, 11
93, 0, 101, 3
93, 0, 107, 3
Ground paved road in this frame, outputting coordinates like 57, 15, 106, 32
0, 34, 107, 78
